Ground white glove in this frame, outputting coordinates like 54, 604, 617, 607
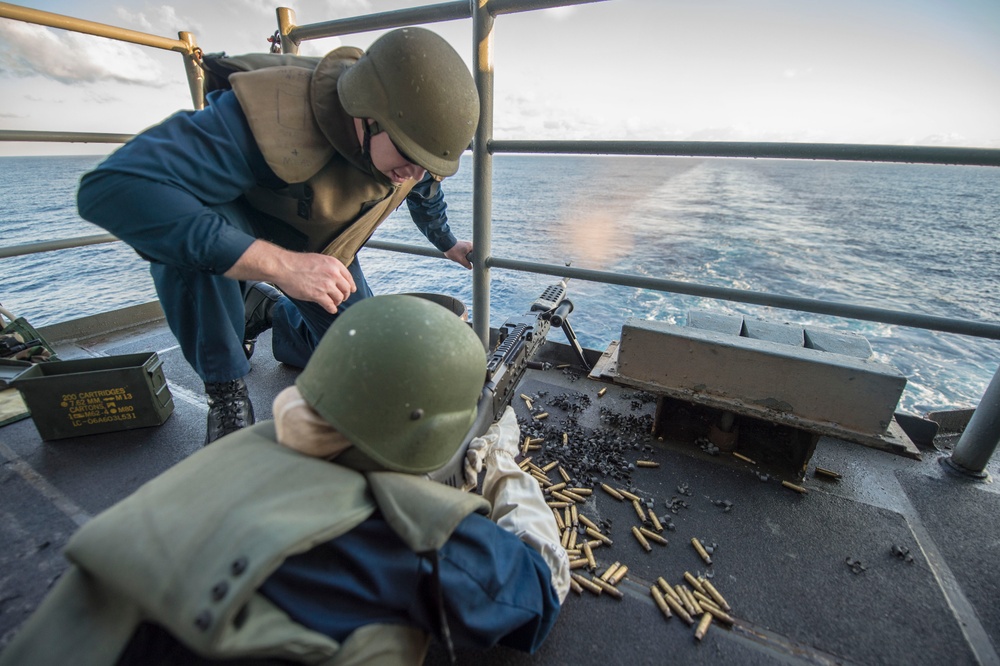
463, 405, 522, 491
481, 407, 570, 603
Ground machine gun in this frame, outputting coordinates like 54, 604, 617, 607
428, 278, 590, 488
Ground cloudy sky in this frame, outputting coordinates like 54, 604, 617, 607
2, 0, 999, 156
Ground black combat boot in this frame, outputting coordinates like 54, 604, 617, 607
204, 378, 255, 445
243, 281, 283, 359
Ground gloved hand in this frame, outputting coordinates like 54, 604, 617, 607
463, 405, 520, 491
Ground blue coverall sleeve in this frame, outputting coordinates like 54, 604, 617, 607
76, 90, 274, 275
406, 173, 459, 253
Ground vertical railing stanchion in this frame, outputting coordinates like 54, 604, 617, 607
471, 0, 495, 349
945, 365, 1000, 478
276, 7, 299, 54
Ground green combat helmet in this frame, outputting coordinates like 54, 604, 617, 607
296, 295, 486, 473
336, 27, 480, 178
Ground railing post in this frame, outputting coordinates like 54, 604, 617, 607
277, 7, 299, 54
178, 31, 204, 110
945, 365, 1000, 479
471, 0, 495, 349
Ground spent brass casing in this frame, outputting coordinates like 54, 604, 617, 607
685, 587, 704, 615
526, 444, 543, 451
663, 591, 694, 625
657, 577, 682, 603
632, 526, 652, 552
702, 604, 735, 626
578, 514, 599, 531
649, 512, 664, 533
586, 526, 613, 545
815, 466, 842, 479
618, 488, 641, 503
552, 508, 565, 530
732, 452, 756, 465
677, 585, 698, 616
558, 466, 571, 483
569, 487, 593, 496
518, 456, 532, 470
570, 577, 583, 595
542, 460, 559, 473
684, 572, 706, 594
567, 528, 578, 550
562, 432, 568, 445
702, 580, 732, 612
569, 558, 590, 570
597, 387, 608, 397
695, 613, 712, 641
564, 507, 573, 529
632, 499, 648, 523
639, 527, 668, 545
521, 436, 531, 456
546, 481, 568, 494
691, 538, 713, 564
582, 541, 597, 571
526, 461, 545, 475
600, 483, 624, 501
528, 437, 545, 445
546, 501, 570, 509
534, 412, 549, 420
782, 480, 808, 494
571, 572, 603, 596
560, 529, 572, 548
570, 504, 579, 526
636, 460, 660, 468
599, 562, 621, 582
651, 585, 672, 619
608, 564, 629, 585
551, 491, 575, 503
590, 576, 624, 599
563, 489, 587, 503
693, 590, 720, 612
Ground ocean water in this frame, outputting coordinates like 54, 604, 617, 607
1, 154, 998, 414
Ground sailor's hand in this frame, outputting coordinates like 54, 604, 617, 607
226, 241, 356, 314
276, 252, 357, 314
445, 240, 473, 269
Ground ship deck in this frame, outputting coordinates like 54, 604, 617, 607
1, 305, 998, 665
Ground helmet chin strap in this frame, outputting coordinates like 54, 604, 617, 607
359, 119, 394, 188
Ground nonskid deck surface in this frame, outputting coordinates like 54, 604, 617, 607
1, 310, 998, 665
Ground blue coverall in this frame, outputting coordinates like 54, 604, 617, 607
77, 90, 460, 382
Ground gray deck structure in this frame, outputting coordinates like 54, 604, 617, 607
1, 306, 998, 665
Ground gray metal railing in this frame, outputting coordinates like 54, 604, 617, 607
1, 0, 998, 473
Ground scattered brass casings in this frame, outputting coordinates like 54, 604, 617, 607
597, 387, 608, 397
562, 489, 587, 503
578, 514, 599, 531
782, 480, 808, 494
677, 585, 698, 616
521, 436, 531, 456
586, 526, 614, 546
632, 526, 652, 552
632, 499, 648, 522
636, 460, 660, 468
582, 541, 597, 571
590, 576, 624, 599
691, 538, 713, 565
618, 488, 641, 503
684, 572, 706, 594
651, 585, 672, 619
542, 461, 560, 473
531, 472, 552, 487
570, 504, 579, 527
567, 528, 579, 550
639, 527, 668, 546
570, 577, 584, 595
552, 508, 565, 530
649, 512, 664, 533
546, 501, 570, 509
518, 456, 533, 470
569, 558, 590, 570
608, 564, 629, 585
732, 452, 756, 465
526, 444, 543, 451
534, 412, 549, 420
600, 484, 625, 501
701, 579, 731, 611
663, 591, 694, 625
526, 461, 545, 475
695, 613, 712, 641
558, 466, 571, 483
528, 437, 545, 445
571, 573, 603, 596
599, 561, 621, 582
560, 529, 571, 548
584, 539, 603, 550
564, 507, 573, 529
815, 466, 842, 480
546, 481, 568, 494
569, 487, 593, 496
